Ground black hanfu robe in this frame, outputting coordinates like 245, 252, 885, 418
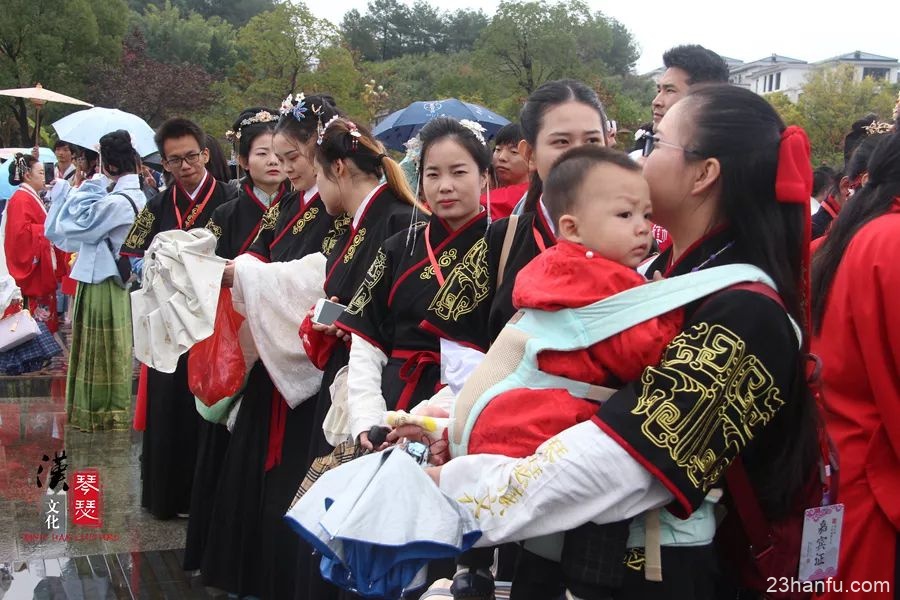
593, 229, 802, 597
121, 172, 234, 521
206, 181, 288, 259
200, 185, 345, 600
336, 210, 490, 414
183, 181, 285, 570
246, 186, 339, 264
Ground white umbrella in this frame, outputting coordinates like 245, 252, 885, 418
52, 107, 157, 157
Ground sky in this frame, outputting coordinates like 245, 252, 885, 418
308, 0, 898, 74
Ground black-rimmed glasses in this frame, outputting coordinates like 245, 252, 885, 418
163, 152, 203, 169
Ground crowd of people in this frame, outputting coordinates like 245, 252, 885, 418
3, 42, 899, 600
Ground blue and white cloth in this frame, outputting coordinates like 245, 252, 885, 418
286, 448, 481, 599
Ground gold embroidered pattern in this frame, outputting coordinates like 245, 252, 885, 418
458, 437, 568, 518
124, 208, 155, 250
343, 227, 367, 264
292, 206, 319, 235
345, 247, 387, 316
185, 205, 202, 229
624, 548, 645, 571
322, 214, 352, 256
205, 219, 223, 239
420, 248, 458, 280
632, 323, 784, 492
427, 238, 490, 321
259, 204, 280, 232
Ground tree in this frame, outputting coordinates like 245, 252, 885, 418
89, 30, 214, 126
341, 9, 380, 62
787, 65, 898, 165
444, 9, 489, 54
193, 2, 338, 143
0, 0, 128, 144
175, 0, 275, 27
132, 1, 237, 76
475, 0, 638, 94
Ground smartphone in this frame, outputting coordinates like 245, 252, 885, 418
313, 298, 347, 326
44, 163, 55, 185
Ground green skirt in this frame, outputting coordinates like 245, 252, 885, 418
66, 278, 133, 431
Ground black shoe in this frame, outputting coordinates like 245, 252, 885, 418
450, 568, 495, 600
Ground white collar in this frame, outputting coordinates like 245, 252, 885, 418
252, 185, 279, 208
352, 182, 387, 229
538, 197, 556, 235
302, 184, 319, 209
187, 170, 210, 200
112, 174, 141, 192
19, 183, 47, 214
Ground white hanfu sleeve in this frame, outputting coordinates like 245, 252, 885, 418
437, 420, 673, 546
347, 333, 389, 440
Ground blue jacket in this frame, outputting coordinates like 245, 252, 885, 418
45, 174, 147, 285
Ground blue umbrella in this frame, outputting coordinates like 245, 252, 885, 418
373, 99, 510, 151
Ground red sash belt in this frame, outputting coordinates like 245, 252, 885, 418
392, 349, 441, 412
265, 389, 288, 472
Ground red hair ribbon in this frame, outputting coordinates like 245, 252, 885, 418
776, 125, 813, 342
775, 126, 813, 203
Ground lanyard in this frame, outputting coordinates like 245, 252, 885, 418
532, 225, 547, 252
174, 180, 216, 230
424, 223, 445, 286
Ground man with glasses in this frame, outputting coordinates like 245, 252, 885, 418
121, 117, 235, 521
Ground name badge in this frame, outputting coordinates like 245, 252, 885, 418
798, 503, 843, 581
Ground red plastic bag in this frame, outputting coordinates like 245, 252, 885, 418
189, 288, 246, 406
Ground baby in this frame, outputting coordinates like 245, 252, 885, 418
452, 145, 683, 600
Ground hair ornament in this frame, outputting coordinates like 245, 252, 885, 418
458, 119, 487, 146
281, 93, 309, 122
226, 110, 278, 143
404, 135, 422, 166
318, 115, 343, 145
12, 153, 27, 183
863, 121, 893, 136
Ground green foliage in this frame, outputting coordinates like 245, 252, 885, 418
797, 65, 898, 165
475, 0, 639, 95
131, 1, 237, 75
0, 0, 128, 144
341, 1, 488, 62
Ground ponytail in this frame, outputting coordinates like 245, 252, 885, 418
316, 118, 427, 213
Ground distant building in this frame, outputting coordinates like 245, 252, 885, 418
643, 50, 899, 103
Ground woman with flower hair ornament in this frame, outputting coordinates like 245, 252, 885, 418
199, 97, 346, 600
184, 106, 284, 576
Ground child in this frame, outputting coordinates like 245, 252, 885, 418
451, 145, 683, 600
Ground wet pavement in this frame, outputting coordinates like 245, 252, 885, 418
0, 326, 224, 599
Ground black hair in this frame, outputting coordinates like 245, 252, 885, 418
231, 107, 278, 160
662, 44, 730, 85
520, 79, 609, 213
683, 83, 817, 519
204, 134, 230, 183
75, 147, 99, 176
493, 123, 524, 148
843, 114, 877, 165
812, 166, 836, 198
543, 145, 640, 226
53, 140, 73, 152
812, 131, 900, 332
154, 117, 206, 157
844, 133, 886, 181
99, 130, 138, 176
316, 118, 420, 209
7, 153, 38, 185
275, 94, 340, 152
417, 117, 492, 196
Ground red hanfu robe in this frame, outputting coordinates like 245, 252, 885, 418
3, 186, 66, 332
811, 197, 900, 599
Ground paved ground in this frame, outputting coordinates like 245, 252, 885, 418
0, 325, 225, 599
